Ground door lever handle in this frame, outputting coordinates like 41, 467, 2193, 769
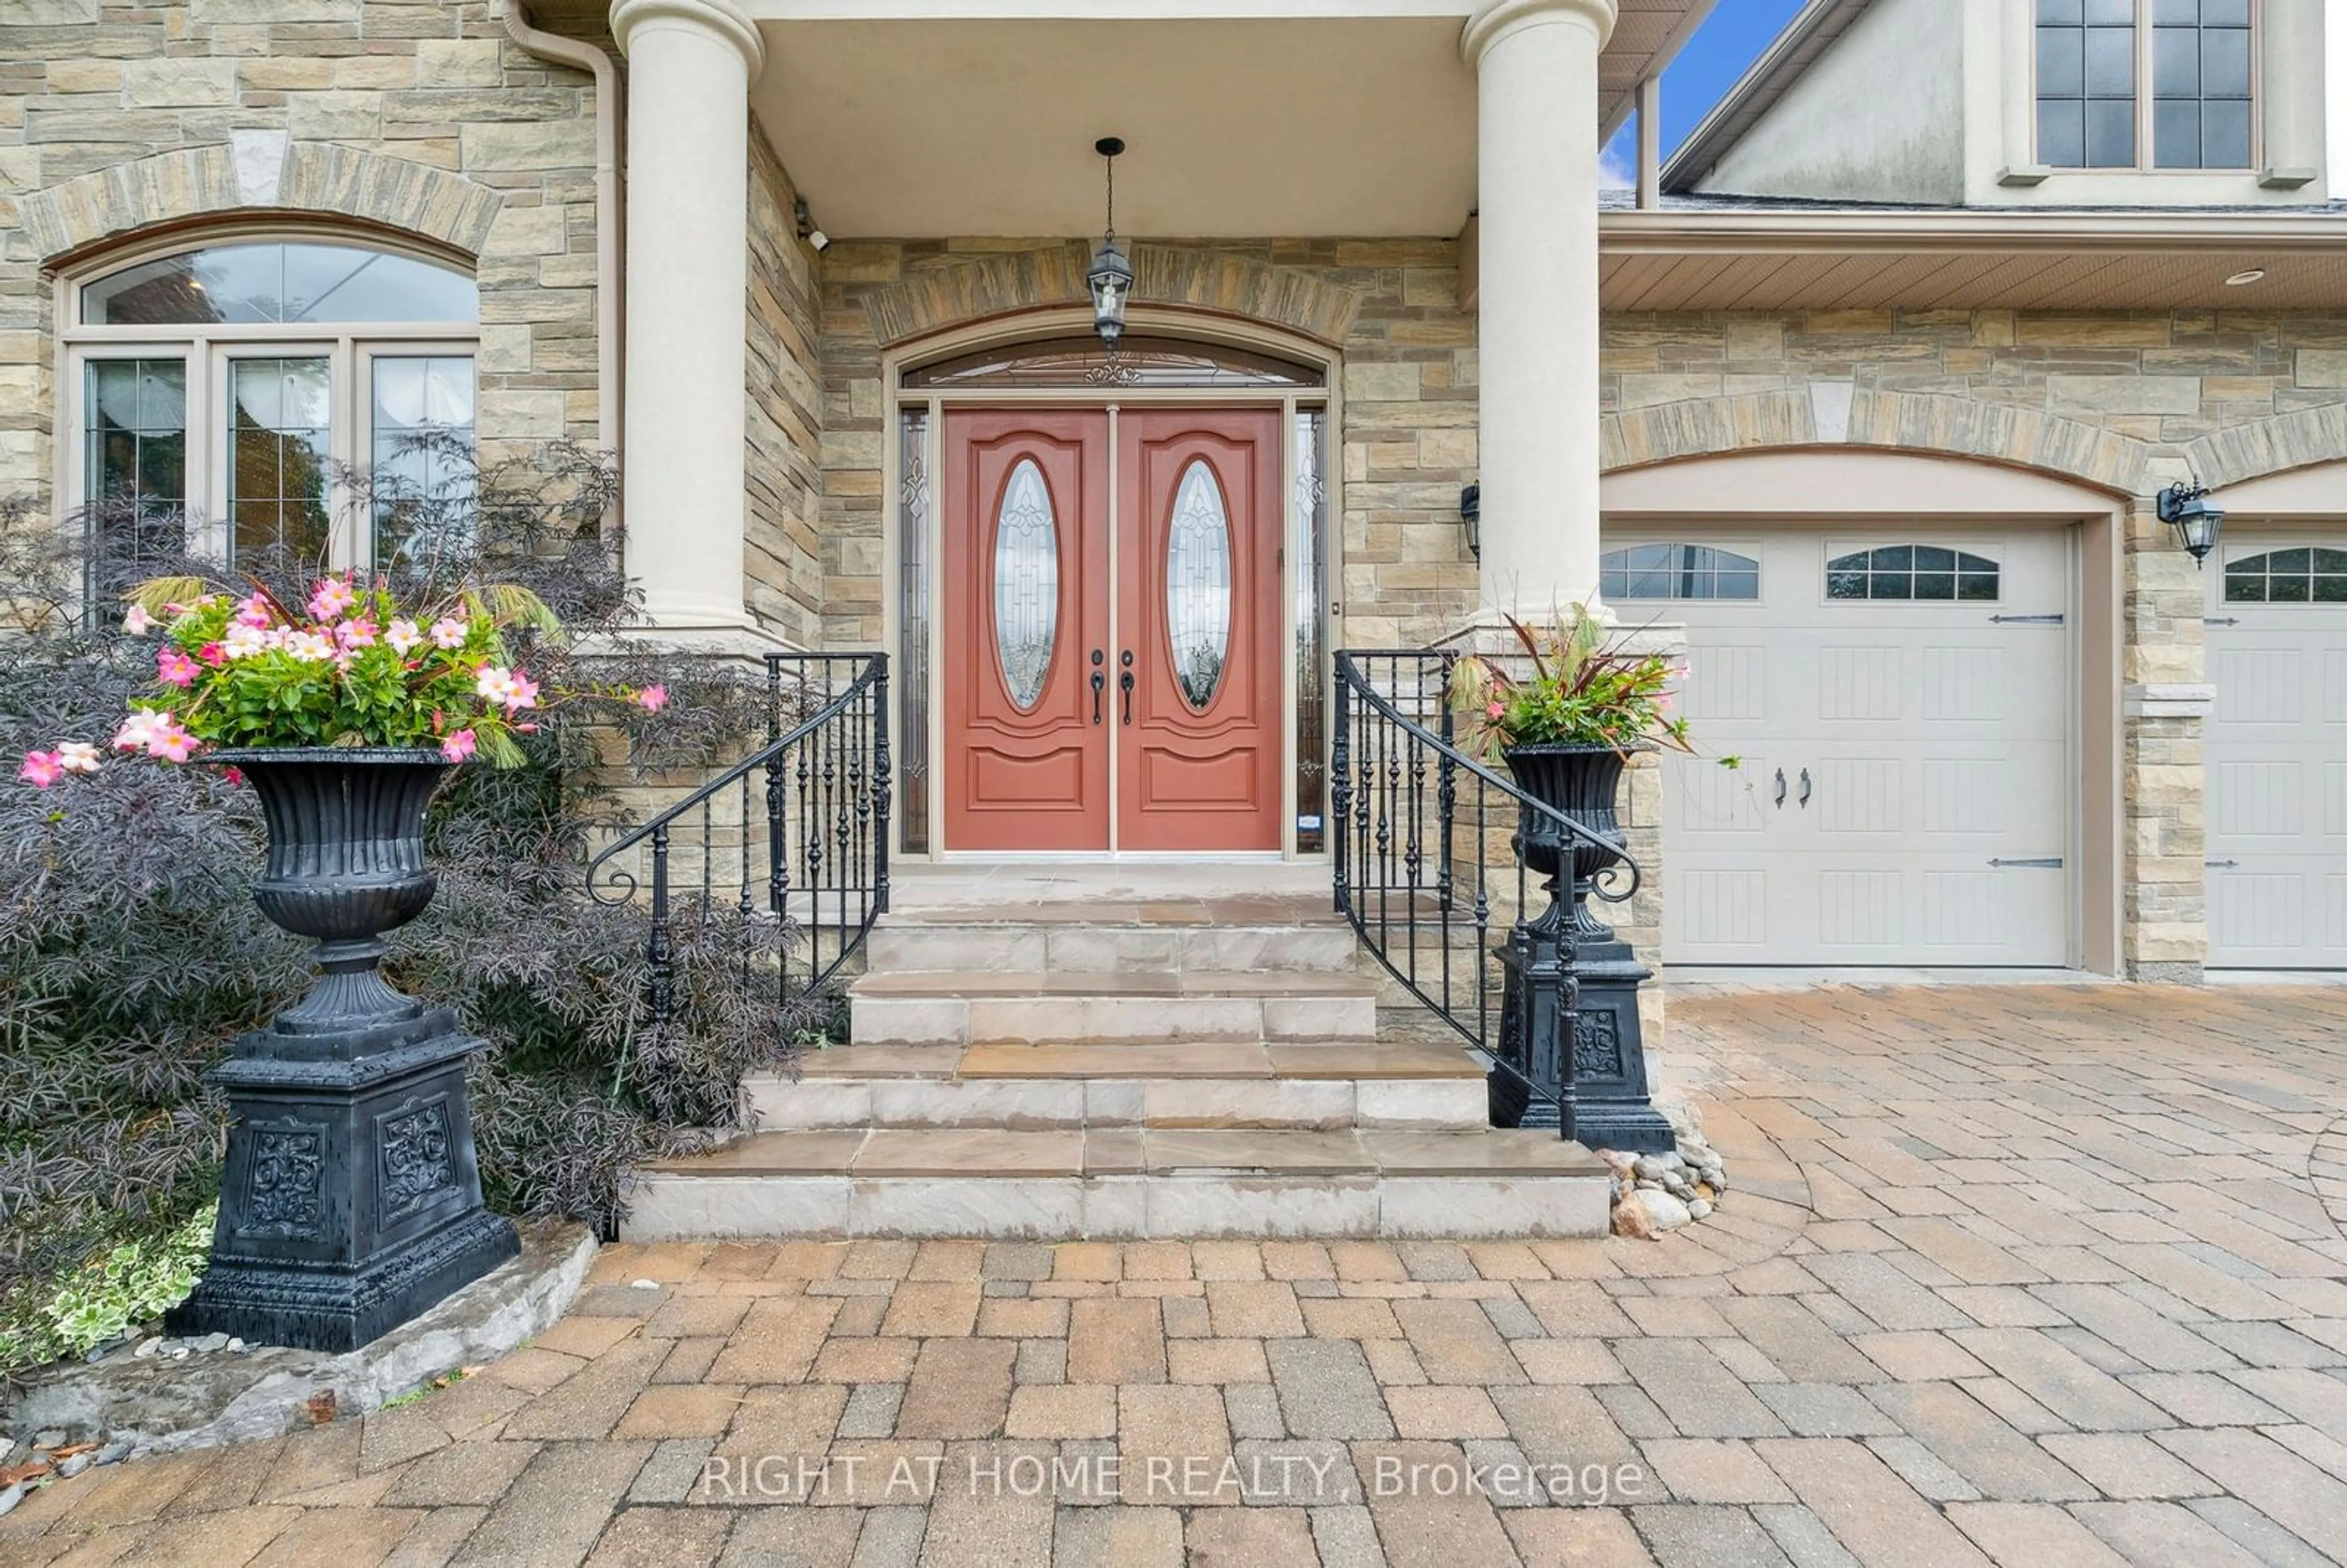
1089, 650, 1105, 725
1774, 768, 1787, 808
1798, 768, 1812, 808
1119, 650, 1134, 727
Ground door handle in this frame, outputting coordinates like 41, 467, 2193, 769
1089, 650, 1105, 725
1774, 768, 1787, 808
1798, 768, 1812, 808
1119, 650, 1134, 727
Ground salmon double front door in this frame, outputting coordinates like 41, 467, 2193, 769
941, 408, 1284, 852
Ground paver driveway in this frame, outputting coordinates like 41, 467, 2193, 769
6, 984, 2347, 1567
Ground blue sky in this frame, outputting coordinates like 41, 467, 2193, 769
1600, 0, 1809, 185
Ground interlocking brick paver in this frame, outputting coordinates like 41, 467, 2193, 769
25, 987, 2347, 1567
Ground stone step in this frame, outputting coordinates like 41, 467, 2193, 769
864, 914, 1360, 978
847, 970, 1381, 1047
743, 1039, 1489, 1132
619, 1127, 1611, 1240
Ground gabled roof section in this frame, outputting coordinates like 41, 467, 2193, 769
1660, 0, 1874, 194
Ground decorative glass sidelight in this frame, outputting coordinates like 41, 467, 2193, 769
993, 458, 1060, 711
898, 408, 931, 853
1166, 460, 1233, 709
1293, 408, 1328, 854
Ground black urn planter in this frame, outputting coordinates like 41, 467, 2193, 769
167, 748, 516, 1352
1488, 742, 1675, 1154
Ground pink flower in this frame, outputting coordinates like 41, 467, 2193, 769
336, 617, 378, 651
385, 620, 423, 655
476, 667, 538, 711
1486, 702, 1504, 721
284, 631, 336, 662
122, 604, 152, 635
308, 576, 358, 621
439, 728, 477, 764
504, 671, 540, 713
148, 717, 196, 763
114, 709, 166, 751
57, 743, 100, 774
222, 623, 268, 659
235, 596, 273, 630
634, 684, 669, 713
19, 750, 63, 788
429, 618, 468, 651
221, 766, 245, 787
197, 642, 226, 667
156, 647, 198, 687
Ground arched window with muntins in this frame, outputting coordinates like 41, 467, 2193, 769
67, 236, 480, 593
1826, 545, 2001, 602
2224, 546, 2347, 603
1600, 544, 1760, 601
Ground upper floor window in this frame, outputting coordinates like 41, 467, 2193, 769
1600, 544, 1760, 601
2037, 0, 2253, 170
68, 238, 479, 594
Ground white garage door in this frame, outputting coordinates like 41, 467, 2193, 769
2205, 538, 2347, 969
1605, 531, 2073, 967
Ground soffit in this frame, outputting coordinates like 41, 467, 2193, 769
733, 4, 1695, 238
1600, 211, 2347, 310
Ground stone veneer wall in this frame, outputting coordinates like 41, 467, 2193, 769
743, 123, 823, 647
1, 0, 608, 507
815, 237, 1480, 651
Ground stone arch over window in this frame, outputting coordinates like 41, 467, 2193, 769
20, 143, 503, 268
2185, 405, 2347, 489
1600, 387, 2153, 499
861, 243, 1363, 350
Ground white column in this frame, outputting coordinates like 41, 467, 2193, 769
1463, 0, 1616, 618
612, 0, 763, 634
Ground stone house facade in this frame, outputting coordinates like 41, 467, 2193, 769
6, 0, 2344, 989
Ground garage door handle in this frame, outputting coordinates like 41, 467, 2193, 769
1774, 768, 1787, 807
1798, 768, 1812, 808
1990, 614, 2065, 625
2205, 859, 2239, 870
1989, 857, 2064, 869
2204, 617, 2240, 626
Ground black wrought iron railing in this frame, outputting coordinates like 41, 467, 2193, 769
1332, 649, 1641, 1141
587, 651, 890, 1030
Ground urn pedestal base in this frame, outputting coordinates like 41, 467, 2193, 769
168, 1009, 517, 1354
1489, 934, 1675, 1156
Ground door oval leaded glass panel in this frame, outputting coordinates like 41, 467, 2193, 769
1166, 459, 1233, 710
992, 458, 1060, 711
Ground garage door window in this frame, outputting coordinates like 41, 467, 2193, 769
1826, 545, 2001, 602
2222, 546, 2347, 603
1600, 544, 1760, 601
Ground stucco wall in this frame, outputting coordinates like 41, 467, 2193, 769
1694, 0, 1967, 205
0, 0, 606, 509
744, 123, 823, 648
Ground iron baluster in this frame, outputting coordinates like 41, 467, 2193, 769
647, 826, 674, 1030
1329, 670, 1352, 917
872, 656, 892, 917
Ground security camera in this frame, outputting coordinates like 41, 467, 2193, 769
793, 197, 828, 252
807, 229, 830, 252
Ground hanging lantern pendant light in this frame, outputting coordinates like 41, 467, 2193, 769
1087, 137, 1135, 348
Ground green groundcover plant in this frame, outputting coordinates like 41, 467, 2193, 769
1, 440, 823, 1380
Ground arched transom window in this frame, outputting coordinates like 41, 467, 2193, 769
1827, 545, 2002, 602
68, 237, 480, 582
1600, 544, 1760, 601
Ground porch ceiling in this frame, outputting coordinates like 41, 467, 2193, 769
739, 2, 1700, 239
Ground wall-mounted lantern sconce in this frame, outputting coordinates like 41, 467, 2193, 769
1460, 483, 1481, 559
1086, 137, 1134, 347
2157, 482, 2224, 567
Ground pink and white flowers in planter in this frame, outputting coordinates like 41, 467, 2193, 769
17, 573, 669, 786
